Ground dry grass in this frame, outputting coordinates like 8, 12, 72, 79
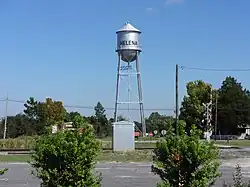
0, 150, 153, 163
0, 136, 157, 149
0, 136, 35, 149
214, 140, 250, 147
2, 137, 250, 150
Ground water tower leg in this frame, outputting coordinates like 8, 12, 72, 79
135, 52, 146, 137
114, 54, 121, 122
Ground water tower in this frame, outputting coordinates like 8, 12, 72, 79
114, 22, 146, 137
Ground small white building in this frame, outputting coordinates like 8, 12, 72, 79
52, 122, 74, 134
237, 124, 250, 139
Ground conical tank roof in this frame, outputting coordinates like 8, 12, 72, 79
116, 22, 141, 33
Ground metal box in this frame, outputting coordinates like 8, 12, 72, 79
112, 121, 135, 151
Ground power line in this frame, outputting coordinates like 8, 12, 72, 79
64, 105, 174, 111
179, 66, 250, 110
8, 99, 25, 104
180, 65, 250, 72
5, 97, 250, 111
0, 98, 174, 111
4, 97, 250, 112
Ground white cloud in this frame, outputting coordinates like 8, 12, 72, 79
146, 7, 154, 12
165, 0, 184, 5
145, 7, 158, 14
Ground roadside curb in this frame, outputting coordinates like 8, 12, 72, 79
215, 144, 241, 149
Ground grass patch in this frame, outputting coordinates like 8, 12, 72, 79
101, 141, 156, 149
0, 136, 158, 149
98, 136, 161, 141
1, 148, 250, 163
3, 137, 250, 150
214, 140, 250, 147
98, 150, 153, 162
0, 155, 31, 162
0, 150, 153, 163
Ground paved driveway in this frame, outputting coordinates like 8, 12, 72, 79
0, 159, 249, 187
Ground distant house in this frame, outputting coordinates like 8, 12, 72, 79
237, 124, 250, 139
52, 122, 86, 134
212, 124, 250, 140
52, 122, 74, 134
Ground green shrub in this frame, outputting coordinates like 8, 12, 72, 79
152, 121, 221, 187
30, 116, 101, 187
0, 168, 8, 175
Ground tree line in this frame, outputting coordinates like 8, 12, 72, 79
0, 75, 247, 138
0, 97, 174, 138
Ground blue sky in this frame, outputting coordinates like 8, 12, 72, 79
0, 0, 250, 119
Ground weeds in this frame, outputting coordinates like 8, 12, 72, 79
223, 164, 250, 187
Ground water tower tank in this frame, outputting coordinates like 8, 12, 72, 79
116, 22, 141, 63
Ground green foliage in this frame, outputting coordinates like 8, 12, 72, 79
30, 121, 101, 187
37, 98, 67, 126
0, 97, 41, 138
1, 114, 37, 138
94, 102, 110, 137
0, 168, 8, 175
117, 115, 128, 122
23, 97, 45, 135
152, 121, 220, 187
66, 111, 82, 122
179, 80, 212, 132
146, 112, 174, 134
22, 97, 68, 136
72, 115, 88, 128
24, 97, 39, 120
218, 76, 250, 134
179, 77, 250, 135
94, 102, 105, 119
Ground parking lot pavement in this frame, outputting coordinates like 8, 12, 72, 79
0, 160, 250, 187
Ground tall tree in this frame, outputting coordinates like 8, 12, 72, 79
94, 102, 110, 137
37, 98, 67, 126
23, 97, 44, 135
217, 76, 250, 134
179, 80, 212, 132
38, 98, 67, 125
24, 97, 39, 120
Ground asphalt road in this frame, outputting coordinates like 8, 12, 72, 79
0, 159, 249, 187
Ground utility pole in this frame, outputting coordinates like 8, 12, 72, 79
3, 93, 8, 140
175, 64, 179, 136
214, 91, 218, 141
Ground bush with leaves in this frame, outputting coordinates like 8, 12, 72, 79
0, 168, 8, 175
30, 115, 101, 187
152, 120, 221, 187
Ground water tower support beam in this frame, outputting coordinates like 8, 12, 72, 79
136, 52, 146, 137
114, 53, 121, 122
